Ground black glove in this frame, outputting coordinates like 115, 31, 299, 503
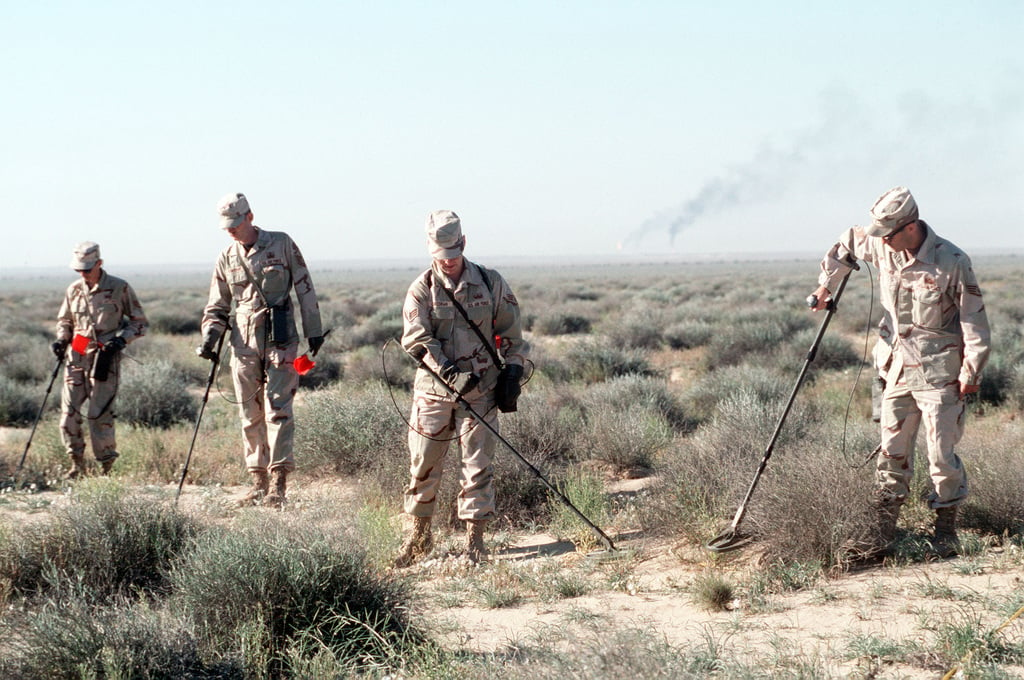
52, 339, 69, 359
196, 330, 221, 362
308, 335, 325, 357
104, 336, 127, 354
439, 361, 479, 397
495, 364, 524, 413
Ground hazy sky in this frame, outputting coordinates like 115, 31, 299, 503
2, 1, 1022, 271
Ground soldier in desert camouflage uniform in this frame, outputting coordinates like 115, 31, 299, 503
810, 186, 990, 558
198, 192, 325, 508
395, 210, 529, 566
53, 241, 148, 478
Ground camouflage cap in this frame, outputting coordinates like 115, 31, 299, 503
866, 186, 919, 237
425, 209, 465, 259
69, 241, 101, 271
217, 192, 251, 229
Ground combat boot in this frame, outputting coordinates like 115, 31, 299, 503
263, 469, 288, 508
238, 470, 270, 506
932, 506, 960, 558
100, 456, 116, 476
66, 453, 88, 480
394, 516, 433, 568
466, 519, 488, 564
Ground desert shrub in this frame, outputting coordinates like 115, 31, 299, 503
533, 312, 592, 335
500, 385, 586, 464
546, 339, 655, 384
147, 310, 202, 335
0, 483, 201, 604
664, 319, 715, 349
0, 597, 240, 680
778, 327, 864, 372
584, 374, 692, 433
118, 358, 197, 428
575, 402, 673, 471
346, 303, 404, 349
549, 467, 610, 551
703, 310, 813, 371
345, 342, 415, 387
296, 382, 408, 479
169, 519, 423, 674
131, 334, 212, 386
643, 389, 820, 542
683, 364, 793, 424
747, 421, 879, 567
598, 303, 668, 350
0, 330, 56, 385
0, 374, 41, 426
962, 422, 1024, 536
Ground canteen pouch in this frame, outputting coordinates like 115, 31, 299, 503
268, 304, 290, 346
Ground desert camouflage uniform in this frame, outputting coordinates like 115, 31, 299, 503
201, 228, 322, 474
819, 220, 990, 508
56, 271, 148, 463
401, 260, 528, 520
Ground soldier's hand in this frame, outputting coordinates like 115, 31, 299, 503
440, 361, 479, 396
196, 343, 218, 361
104, 336, 127, 354
52, 339, 69, 359
308, 335, 325, 357
451, 371, 480, 397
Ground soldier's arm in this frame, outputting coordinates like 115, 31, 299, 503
56, 287, 74, 342
955, 256, 991, 390
401, 274, 446, 371
286, 235, 323, 339
817, 226, 874, 300
491, 272, 528, 367
201, 252, 233, 338
119, 282, 148, 343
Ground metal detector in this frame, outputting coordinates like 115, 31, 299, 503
14, 355, 65, 479
175, 328, 229, 503
706, 265, 858, 552
403, 345, 617, 552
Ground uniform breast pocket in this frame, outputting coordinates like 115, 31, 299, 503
262, 265, 288, 297
911, 287, 945, 330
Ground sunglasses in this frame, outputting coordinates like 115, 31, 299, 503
75, 264, 96, 273
882, 221, 913, 243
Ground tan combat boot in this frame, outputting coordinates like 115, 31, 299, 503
100, 458, 115, 475
394, 516, 433, 568
66, 453, 88, 480
238, 470, 270, 506
932, 506, 960, 558
263, 469, 288, 508
466, 519, 488, 564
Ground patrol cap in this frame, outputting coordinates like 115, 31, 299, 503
69, 241, 101, 271
425, 209, 465, 259
866, 186, 919, 237
217, 192, 251, 229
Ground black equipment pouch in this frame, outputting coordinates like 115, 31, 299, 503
93, 347, 115, 382
268, 304, 290, 346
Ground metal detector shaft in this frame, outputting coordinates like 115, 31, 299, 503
707, 266, 857, 552
15, 355, 64, 476
176, 329, 229, 503
404, 345, 616, 552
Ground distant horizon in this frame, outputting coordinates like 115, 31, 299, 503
4, 248, 1021, 289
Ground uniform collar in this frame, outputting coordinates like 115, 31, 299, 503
907, 220, 936, 265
